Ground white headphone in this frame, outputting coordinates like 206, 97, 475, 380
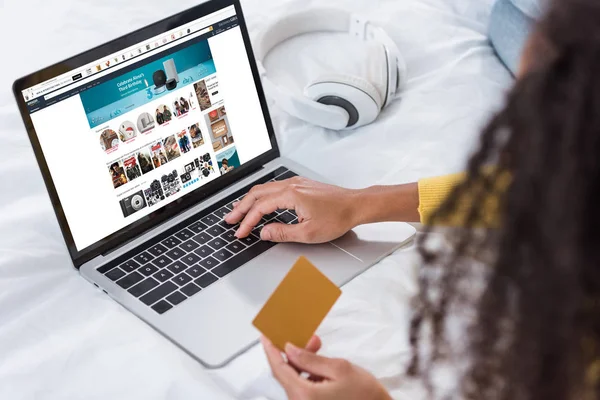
254, 9, 407, 131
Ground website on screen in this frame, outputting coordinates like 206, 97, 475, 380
23, 6, 273, 251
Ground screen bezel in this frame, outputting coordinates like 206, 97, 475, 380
11, 0, 280, 268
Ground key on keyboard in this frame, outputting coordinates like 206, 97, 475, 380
181, 283, 202, 297
141, 281, 178, 306
220, 230, 237, 243
162, 236, 182, 248
152, 300, 172, 314
166, 247, 185, 260
200, 214, 219, 226
173, 272, 193, 286
166, 291, 187, 305
152, 255, 172, 268
277, 211, 296, 224
194, 245, 213, 259
207, 237, 227, 250
226, 241, 246, 254
188, 221, 208, 233
213, 206, 231, 219
167, 261, 187, 274
119, 260, 140, 273
175, 229, 194, 241
193, 232, 212, 245
180, 239, 199, 252
139, 264, 158, 276
148, 243, 168, 257
186, 265, 206, 278
116, 272, 144, 289
195, 272, 219, 288
106, 268, 125, 281
128, 277, 159, 297
153, 269, 174, 282
134, 251, 154, 265
207, 225, 226, 237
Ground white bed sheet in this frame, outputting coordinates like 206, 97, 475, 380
0, 0, 512, 398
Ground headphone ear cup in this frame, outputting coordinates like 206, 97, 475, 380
304, 74, 383, 128
366, 42, 389, 107
305, 74, 383, 110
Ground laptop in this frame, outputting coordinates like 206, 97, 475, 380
12, 0, 416, 368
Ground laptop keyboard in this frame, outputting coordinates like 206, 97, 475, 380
97, 167, 299, 314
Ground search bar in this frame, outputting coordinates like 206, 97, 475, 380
44, 25, 217, 101
36, 77, 71, 97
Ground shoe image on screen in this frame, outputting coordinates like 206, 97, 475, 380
119, 190, 147, 218
100, 129, 119, 153
162, 135, 181, 162
137, 112, 156, 133
155, 104, 173, 126
118, 121, 138, 142
109, 160, 128, 189
194, 80, 212, 111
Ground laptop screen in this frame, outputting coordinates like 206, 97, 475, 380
20, 4, 273, 252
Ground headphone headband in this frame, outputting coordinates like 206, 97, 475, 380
255, 9, 406, 130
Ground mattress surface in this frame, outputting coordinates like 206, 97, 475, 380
0, 0, 511, 398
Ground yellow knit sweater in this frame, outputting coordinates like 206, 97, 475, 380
417, 171, 507, 226
417, 173, 466, 224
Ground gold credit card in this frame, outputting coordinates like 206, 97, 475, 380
252, 256, 342, 351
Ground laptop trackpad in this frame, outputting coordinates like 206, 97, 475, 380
224, 241, 365, 304
332, 222, 417, 264
170, 241, 364, 367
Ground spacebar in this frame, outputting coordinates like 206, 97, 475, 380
212, 240, 277, 278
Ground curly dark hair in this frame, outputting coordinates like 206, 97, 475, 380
408, 0, 600, 399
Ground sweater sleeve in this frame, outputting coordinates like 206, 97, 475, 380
417, 170, 507, 227
417, 173, 466, 225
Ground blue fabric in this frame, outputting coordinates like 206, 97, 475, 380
511, 0, 543, 19
489, 0, 537, 76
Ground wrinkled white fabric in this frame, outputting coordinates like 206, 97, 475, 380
0, 0, 510, 398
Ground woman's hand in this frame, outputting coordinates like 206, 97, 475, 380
262, 336, 391, 400
224, 177, 420, 244
225, 177, 362, 243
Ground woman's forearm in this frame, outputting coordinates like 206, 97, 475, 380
352, 183, 421, 226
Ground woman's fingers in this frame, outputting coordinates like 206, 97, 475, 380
225, 182, 285, 224
260, 222, 310, 243
284, 343, 343, 379
288, 335, 323, 376
305, 335, 322, 353
261, 337, 308, 394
